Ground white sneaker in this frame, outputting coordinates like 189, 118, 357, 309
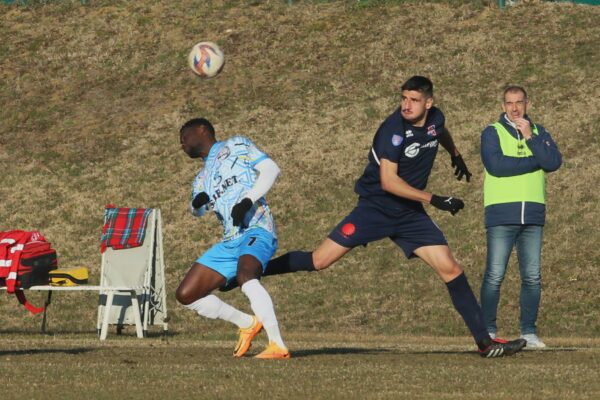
520, 334, 546, 349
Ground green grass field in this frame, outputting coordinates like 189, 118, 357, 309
2, 334, 600, 399
1, 0, 600, 398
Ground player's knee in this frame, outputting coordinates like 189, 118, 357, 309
176, 284, 199, 306
236, 271, 254, 286
236, 264, 262, 286
437, 260, 463, 281
447, 262, 463, 279
312, 254, 332, 270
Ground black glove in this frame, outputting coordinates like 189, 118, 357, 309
231, 198, 253, 226
192, 192, 210, 209
430, 194, 464, 215
451, 154, 472, 182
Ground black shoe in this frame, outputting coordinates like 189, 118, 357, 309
478, 338, 527, 358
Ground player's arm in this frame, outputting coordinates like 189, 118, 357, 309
245, 157, 280, 202
438, 127, 472, 182
231, 157, 280, 226
380, 159, 464, 215
439, 127, 459, 157
380, 159, 432, 202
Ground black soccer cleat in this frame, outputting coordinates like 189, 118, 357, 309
478, 338, 527, 358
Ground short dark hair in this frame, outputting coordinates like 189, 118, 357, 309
503, 85, 528, 101
180, 117, 215, 136
401, 76, 433, 98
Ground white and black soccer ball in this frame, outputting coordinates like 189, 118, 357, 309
188, 41, 225, 78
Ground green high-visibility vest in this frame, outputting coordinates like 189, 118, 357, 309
483, 122, 546, 207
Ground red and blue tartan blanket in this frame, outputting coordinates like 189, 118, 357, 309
100, 206, 153, 253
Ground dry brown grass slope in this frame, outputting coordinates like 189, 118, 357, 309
0, 0, 599, 339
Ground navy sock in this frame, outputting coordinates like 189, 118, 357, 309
264, 251, 316, 276
445, 273, 490, 349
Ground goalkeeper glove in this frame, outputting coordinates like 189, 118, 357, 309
430, 194, 464, 215
451, 154, 472, 182
192, 192, 210, 209
231, 198, 253, 226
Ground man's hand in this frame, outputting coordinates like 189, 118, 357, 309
451, 154, 472, 182
430, 194, 464, 215
192, 192, 210, 209
514, 117, 533, 139
231, 198, 253, 226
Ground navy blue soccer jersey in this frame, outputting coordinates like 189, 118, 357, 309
354, 107, 446, 214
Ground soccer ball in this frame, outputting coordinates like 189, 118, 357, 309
188, 41, 225, 78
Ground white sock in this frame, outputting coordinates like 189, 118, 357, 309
241, 279, 286, 348
184, 294, 253, 329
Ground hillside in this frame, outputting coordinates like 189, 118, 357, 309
1, 0, 599, 338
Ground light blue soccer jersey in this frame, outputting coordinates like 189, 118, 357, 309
190, 136, 277, 241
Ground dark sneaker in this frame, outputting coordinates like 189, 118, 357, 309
479, 338, 526, 358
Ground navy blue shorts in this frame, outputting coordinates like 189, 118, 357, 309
328, 203, 447, 258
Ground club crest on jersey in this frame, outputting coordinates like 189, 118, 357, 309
217, 146, 231, 161
391, 134, 403, 147
426, 125, 437, 137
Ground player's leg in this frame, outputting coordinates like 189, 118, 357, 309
415, 245, 488, 344
480, 225, 517, 337
175, 262, 225, 304
237, 229, 290, 358
175, 262, 254, 330
516, 225, 545, 347
265, 205, 385, 276
414, 244, 525, 356
264, 238, 351, 277
392, 212, 489, 346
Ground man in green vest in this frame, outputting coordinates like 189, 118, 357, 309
480, 85, 562, 348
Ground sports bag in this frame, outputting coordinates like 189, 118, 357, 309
18, 241, 58, 288
0, 230, 58, 314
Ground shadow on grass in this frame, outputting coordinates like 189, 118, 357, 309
291, 347, 392, 358
0, 328, 177, 339
0, 348, 95, 356
405, 348, 578, 355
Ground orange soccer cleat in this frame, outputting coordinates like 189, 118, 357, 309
254, 342, 291, 359
233, 316, 263, 357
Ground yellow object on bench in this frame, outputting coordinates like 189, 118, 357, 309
49, 267, 89, 286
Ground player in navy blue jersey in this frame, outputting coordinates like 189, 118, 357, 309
263, 76, 526, 357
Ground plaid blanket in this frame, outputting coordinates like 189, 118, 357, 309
100, 206, 153, 253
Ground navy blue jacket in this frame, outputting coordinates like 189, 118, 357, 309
480, 113, 562, 227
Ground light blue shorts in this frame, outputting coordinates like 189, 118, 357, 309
196, 228, 277, 282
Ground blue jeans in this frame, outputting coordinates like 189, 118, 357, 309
480, 225, 543, 335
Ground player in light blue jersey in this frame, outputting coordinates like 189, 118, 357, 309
176, 117, 289, 359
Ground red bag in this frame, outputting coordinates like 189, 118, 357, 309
0, 230, 58, 314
